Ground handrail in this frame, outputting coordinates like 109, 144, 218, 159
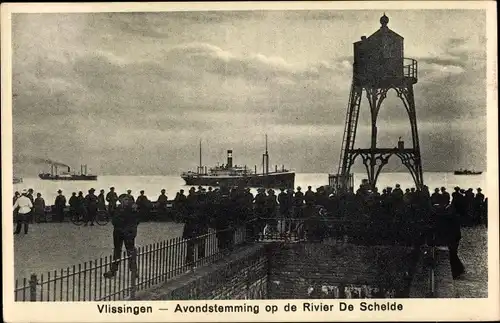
403, 57, 418, 80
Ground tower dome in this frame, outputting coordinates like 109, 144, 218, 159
380, 13, 389, 27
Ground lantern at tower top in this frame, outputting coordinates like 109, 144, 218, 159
353, 14, 417, 88
380, 13, 389, 27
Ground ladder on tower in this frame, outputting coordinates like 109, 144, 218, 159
337, 83, 362, 176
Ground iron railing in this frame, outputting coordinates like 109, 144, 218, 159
403, 58, 418, 80
254, 217, 434, 246
14, 225, 249, 302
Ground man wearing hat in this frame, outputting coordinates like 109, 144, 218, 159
103, 195, 139, 279
97, 189, 106, 211
13, 189, 33, 234
474, 188, 485, 224
156, 189, 168, 220
304, 186, 315, 206
136, 190, 151, 221
34, 192, 46, 223
431, 188, 441, 206
173, 189, 187, 221
54, 189, 67, 223
440, 187, 450, 206
84, 188, 98, 226
392, 184, 404, 200
126, 189, 135, 204
106, 187, 118, 216
277, 188, 288, 217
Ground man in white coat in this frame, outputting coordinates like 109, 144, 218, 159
14, 189, 33, 234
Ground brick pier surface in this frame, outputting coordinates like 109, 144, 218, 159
135, 244, 268, 300
453, 226, 488, 298
134, 227, 486, 300
410, 225, 488, 298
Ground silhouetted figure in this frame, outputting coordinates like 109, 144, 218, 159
465, 188, 475, 224
403, 188, 412, 205
174, 189, 187, 222
157, 189, 168, 220
103, 195, 139, 279
126, 190, 135, 204
392, 184, 404, 201
183, 187, 201, 270
106, 187, 119, 216
431, 188, 441, 206
474, 188, 485, 225
294, 186, 304, 218
436, 204, 465, 279
77, 191, 86, 220
254, 188, 267, 236
13, 191, 20, 205
27, 188, 35, 204
440, 187, 450, 206
34, 193, 46, 223
69, 192, 78, 219
304, 186, 315, 206
136, 190, 151, 221
13, 191, 20, 220
97, 189, 106, 211
278, 188, 288, 217
84, 188, 98, 226
54, 190, 67, 223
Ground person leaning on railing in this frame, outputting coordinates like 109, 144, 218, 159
103, 195, 139, 279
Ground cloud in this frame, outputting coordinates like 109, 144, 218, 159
10, 11, 488, 176
163, 42, 344, 85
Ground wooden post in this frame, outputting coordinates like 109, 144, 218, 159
29, 274, 37, 301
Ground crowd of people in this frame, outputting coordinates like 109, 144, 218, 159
12, 182, 487, 232
14, 181, 487, 280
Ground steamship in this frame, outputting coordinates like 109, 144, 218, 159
454, 169, 483, 176
181, 137, 295, 189
38, 164, 98, 181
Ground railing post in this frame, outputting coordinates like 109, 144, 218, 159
130, 252, 137, 300
29, 274, 37, 302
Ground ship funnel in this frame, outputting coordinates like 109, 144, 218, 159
227, 150, 233, 168
67, 166, 71, 173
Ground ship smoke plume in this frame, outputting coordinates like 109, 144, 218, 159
30, 157, 70, 168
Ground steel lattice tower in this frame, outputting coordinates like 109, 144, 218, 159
331, 14, 424, 191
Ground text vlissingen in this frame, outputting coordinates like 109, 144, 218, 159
97, 304, 153, 315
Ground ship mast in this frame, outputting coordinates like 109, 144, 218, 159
199, 139, 202, 174
262, 134, 269, 175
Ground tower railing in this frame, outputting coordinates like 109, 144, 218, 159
403, 58, 418, 81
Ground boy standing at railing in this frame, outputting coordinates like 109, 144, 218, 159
103, 195, 139, 279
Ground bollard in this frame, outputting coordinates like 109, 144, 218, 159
29, 274, 37, 302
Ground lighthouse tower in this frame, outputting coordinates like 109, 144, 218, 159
331, 14, 424, 191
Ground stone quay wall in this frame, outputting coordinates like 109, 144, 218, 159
136, 241, 453, 300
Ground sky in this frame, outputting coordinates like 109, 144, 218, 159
11, 9, 488, 176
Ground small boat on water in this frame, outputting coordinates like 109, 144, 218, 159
181, 136, 295, 189
13, 177, 23, 184
39, 164, 98, 181
454, 169, 483, 175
